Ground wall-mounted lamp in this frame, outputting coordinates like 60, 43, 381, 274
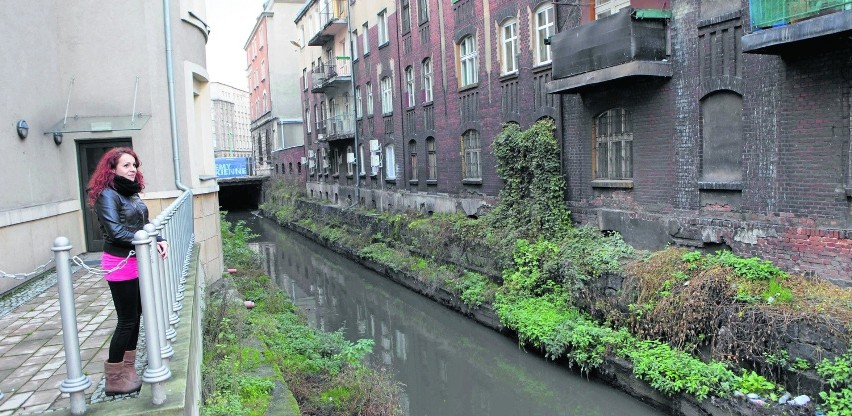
53, 132, 63, 145
16, 120, 28, 139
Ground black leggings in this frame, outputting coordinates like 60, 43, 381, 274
107, 279, 142, 363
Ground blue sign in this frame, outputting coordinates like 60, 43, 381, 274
215, 157, 249, 178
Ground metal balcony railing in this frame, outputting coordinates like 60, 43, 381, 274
750, 0, 852, 29
318, 0, 347, 28
325, 114, 355, 138
311, 62, 351, 92
51, 190, 194, 414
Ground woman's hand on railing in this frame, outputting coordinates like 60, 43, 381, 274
157, 241, 169, 259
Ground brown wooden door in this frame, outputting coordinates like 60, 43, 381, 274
77, 139, 132, 252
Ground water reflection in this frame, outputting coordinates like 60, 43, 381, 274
236, 212, 663, 416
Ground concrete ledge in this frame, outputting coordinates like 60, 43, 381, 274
69, 244, 203, 416
743, 10, 852, 54
546, 61, 672, 94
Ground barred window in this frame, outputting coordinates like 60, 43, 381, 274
462, 130, 481, 180
594, 108, 633, 180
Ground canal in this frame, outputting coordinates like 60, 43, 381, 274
234, 212, 665, 416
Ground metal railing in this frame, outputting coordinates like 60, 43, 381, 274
317, 0, 347, 29
750, 0, 852, 29
51, 189, 194, 414
325, 113, 355, 137
311, 62, 351, 91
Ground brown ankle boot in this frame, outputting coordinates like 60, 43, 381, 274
122, 350, 143, 391
104, 361, 141, 396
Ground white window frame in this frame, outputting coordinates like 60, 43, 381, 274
535, 4, 555, 66
351, 29, 359, 58
381, 76, 393, 114
501, 19, 518, 74
366, 82, 374, 116
306, 107, 311, 133
355, 86, 362, 118
261, 60, 266, 81
462, 130, 481, 180
405, 66, 415, 108
595, 0, 631, 20
459, 36, 478, 87
385, 144, 396, 179
363, 22, 370, 54
358, 144, 366, 175
422, 58, 433, 103
418, 0, 429, 23
378, 10, 389, 45
346, 145, 354, 175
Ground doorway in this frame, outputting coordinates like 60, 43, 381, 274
77, 139, 132, 252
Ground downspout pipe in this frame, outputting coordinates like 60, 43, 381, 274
346, 0, 360, 204
163, 0, 190, 192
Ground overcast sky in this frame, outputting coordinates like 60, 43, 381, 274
205, 0, 267, 90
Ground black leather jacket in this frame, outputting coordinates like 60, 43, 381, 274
95, 187, 154, 257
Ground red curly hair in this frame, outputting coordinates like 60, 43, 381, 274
86, 147, 145, 207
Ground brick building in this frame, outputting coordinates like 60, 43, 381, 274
211, 82, 252, 159
547, 0, 852, 285
245, 0, 305, 178
295, 0, 559, 213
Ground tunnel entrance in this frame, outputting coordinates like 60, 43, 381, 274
217, 177, 265, 211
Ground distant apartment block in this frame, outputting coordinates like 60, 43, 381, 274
211, 82, 252, 159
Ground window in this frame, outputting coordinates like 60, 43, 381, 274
426, 137, 436, 180
262, 91, 268, 114
378, 10, 389, 45
363, 22, 370, 54
366, 82, 374, 116
346, 145, 354, 175
355, 86, 362, 118
302, 68, 307, 90
405, 66, 415, 107
595, 0, 631, 19
700, 92, 743, 183
333, 148, 342, 175
459, 36, 477, 87
422, 58, 433, 103
351, 30, 358, 58
418, 0, 429, 23
401, 0, 411, 33
501, 19, 518, 74
381, 76, 393, 114
298, 162, 302, 174
306, 108, 312, 133
594, 108, 633, 180
261, 60, 266, 81
408, 140, 418, 181
534, 4, 555, 65
358, 144, 366, 175
385, 144, 396, 179
462, 130, 481, 180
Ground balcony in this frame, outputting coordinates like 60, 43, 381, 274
546, 8, 671, 94
308, 0, 348, 46
324, 114, 355, 141
742, 0, 852, 54
311, 62, 352, 93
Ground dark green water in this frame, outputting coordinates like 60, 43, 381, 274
234, 212, 665, 416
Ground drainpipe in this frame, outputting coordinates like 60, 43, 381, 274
346, 0, 360, 204
163, 0, 190, 191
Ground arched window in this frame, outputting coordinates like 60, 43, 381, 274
262, 91, 268, 114
422, 58, 433, 103
462, 130, 481, 180
534, 3, 555, 65
426, 137, 437, 181
366, 82, 374, 116
501, 19, 518, 74
459, 36, 477, 86
346, 145, 354, 175
408, 140, 418, 181
358, 144, 366, 175
381, 76, 393, 114
594, 108, 633, 180
405, 66, 415, 107
700, 91, 743, 183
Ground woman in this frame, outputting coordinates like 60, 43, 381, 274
86, 147, 168, 396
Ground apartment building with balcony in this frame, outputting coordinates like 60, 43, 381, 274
211, 82, 252, 158
296, 0, 559, 213
245, 0, 305, 177
547, 0, 852, 285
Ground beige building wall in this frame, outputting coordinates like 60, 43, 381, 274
0, 0, 222, 294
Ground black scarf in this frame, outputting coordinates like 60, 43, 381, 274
113, 175, 142, 196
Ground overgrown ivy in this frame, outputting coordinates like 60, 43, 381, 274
489, 119, 571, 241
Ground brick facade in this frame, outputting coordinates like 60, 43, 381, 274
556, 1, 852, 285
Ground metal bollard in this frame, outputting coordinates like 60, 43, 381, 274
133, 230, 171, 405
143, 224, 175, 359
52, 237, 91, 416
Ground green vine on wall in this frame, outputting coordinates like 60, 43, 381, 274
489, 119, 571, 240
